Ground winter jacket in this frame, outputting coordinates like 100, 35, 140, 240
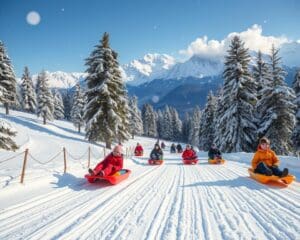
251, 146, 279, 170
182, 149, 197, 160
94, 152, 123, 176
150, 148, 163, 160
161, 142, 166, 149
170, 145, 176, 153
208, 147, 221, 159
176, 144, 183, 153
134, 145, 143, 154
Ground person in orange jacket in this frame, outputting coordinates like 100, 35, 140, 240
134, 143, 144, 156
88, 145, 123, 177
251, 137, 288, 177
182, 144, 197, 160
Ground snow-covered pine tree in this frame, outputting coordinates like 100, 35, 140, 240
188, 106, 201, 147
84, 33, 130, 148
62, 90, 73, 120
182, 112, 191, 143
161, 105, 173, 140
292, 69, 300, 151
170, 107, 182, 141
199, 91, 217, 151
128, 96, 143, 138
257, 45, 296, 154
156, 109, 164, 139
111, 51, 130, 143
36, 71, 54, 125
0, 119, 18, 151
219, 36, 257, 152
214, 87, 225, 149
70, 83, 85, 133
141, 103, 157, 137
21, 66, 36, 113
0, 41, 17, 115
53, 90, 65, 120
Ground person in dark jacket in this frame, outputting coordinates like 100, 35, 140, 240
150, 143, 163, 160
161, 141, 166, 149
176, 143, 183, 153
170, 143, 176, 153
208, 144, 222, 160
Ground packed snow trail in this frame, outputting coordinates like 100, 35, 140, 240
0, 154, 299, 240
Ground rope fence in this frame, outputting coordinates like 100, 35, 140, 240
0, 145, 134, 184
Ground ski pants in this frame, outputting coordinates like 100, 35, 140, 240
254, 162, 282, 176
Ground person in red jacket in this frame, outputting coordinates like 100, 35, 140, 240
182, 144, 197, 160
88, 145, 123, 177
134, 143, 144, 156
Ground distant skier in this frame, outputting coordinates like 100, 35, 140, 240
150, 143, 163, 160
161, 141, 166, 149
182, 144, 197, 160
176, 143, 183, 153
251, 137, 288, 177
170, 143, 176, 153
88, 145, 123, 177
134, 142, 144, 156
208, 143, 222, 162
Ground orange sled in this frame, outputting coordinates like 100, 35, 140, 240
85, 169, 131, 185
208, 159, 225, 164
148, 159, 164, 165
248, 168, 295, 185
183, 159, 198, 165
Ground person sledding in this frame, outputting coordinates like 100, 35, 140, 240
88, 145, 123, 177
182, 144, 197, 161
170, 143, 176, 153
134, 142, 144, 156
208, 143, 222, 163
251, 137, 288, 178
176, 143, 183, 153
149, 143, 163, 164
161, 141, 166, 149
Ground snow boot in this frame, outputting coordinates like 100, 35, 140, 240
88, 168, 95, 176
281, 168, 289, 178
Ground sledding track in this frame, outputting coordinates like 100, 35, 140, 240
0, 153, 299, 240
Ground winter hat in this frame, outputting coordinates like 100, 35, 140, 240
259, 137, 270, 145
113, 145, 123, 154
155, 143, 160, 148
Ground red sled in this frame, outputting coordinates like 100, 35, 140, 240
135, 152, 143, 156
85, 169, 131, 185
183, 159, 198, 165
148, 159, 164, 165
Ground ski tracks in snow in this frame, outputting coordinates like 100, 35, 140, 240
0, 156, 299, 239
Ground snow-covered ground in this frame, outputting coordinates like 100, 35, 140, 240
0, 108, 299, 240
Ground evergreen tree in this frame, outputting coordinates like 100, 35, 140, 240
70, 84, 85, 133
182, 112, 191, 143
188, 106, 201, 147
36, 71, 54, 124
257, 45, 296, 154
84, 33, 130, 148
0, 41, 17, 115
62, 89, 73, 120
156, 109, 164, 139
0, 119, 18, 151
214, 87, 225, 148
199, 91, 217, 151
162, 105, 173, 140
218, 36, 257, 152
292, 69, 300, 151
170, 107, 182, 141
53, 90, 65, 120
128, 96, 143, 138
21, 66, 36, 113
141, 103, 157, 137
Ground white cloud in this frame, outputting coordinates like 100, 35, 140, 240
179, 24, 290, 59
26, 11, 41, 25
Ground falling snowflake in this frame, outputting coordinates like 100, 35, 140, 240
152, 95, 159, 103
26, 11, 41, 25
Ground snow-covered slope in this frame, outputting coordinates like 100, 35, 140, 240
0, 109, 299, 239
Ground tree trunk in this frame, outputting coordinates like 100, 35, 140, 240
106, 141, 111, 149
4, 103, 9, 115
78, 125, 81, 133
43, 115, 46, 125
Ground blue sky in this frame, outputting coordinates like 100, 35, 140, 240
0, 0, 299, 76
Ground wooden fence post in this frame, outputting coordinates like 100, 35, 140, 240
88, 146, 91, 168
20, 149, 29, 184
63, 147, 67, 173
